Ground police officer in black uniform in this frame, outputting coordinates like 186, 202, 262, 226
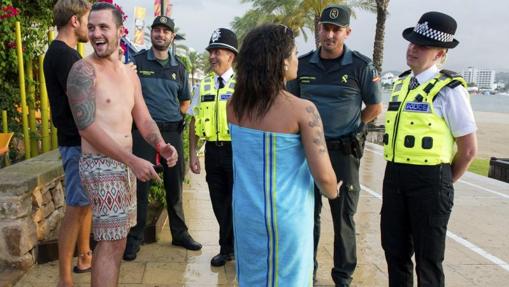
124, 16, 201, 261
188, 28, 238, 267
381, 12, 477, 286
287, 5, 383, 286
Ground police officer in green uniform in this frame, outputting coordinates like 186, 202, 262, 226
288, 5, 382, 286
381, 12, 477, 286
124, 16, 201, 261
188, 28, 237, 267
287, 5, 382, 286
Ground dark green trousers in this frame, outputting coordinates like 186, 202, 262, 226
314, 150, 361, 286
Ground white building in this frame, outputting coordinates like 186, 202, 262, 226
477, 69, 496, 90
462, 67, 477, 83
461, 67, 496, 90
381, 72, 395, 86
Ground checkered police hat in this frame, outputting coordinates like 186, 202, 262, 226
403, 11, 459, 48
319, 4, 351, 27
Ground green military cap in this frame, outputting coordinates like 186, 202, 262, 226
319, 5, 351, 27
152, 16, 175, 32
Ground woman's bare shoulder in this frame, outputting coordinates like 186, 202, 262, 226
282, 91, 316, 114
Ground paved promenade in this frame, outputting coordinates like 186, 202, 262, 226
11, 143, 509, 286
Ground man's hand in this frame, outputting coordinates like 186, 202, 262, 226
189, 153, 201, 174
158, 143, 178, 167
129, 156, 161, 182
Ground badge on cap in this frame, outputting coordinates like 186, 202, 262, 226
160, 17, 168, 23
211, 29, 221, 43
330, 8, 339, 19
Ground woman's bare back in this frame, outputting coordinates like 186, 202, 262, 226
227, 90, 302, 134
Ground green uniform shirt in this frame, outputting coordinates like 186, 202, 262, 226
134, 49, 190, 122
287, 45, 382, 139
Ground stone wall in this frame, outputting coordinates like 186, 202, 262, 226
0, 150, 64, 271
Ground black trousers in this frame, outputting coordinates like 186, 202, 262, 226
314, 149, 361, 286
381, 162, 454, 287
127, 127, 187, 247
204, 141, 234, 255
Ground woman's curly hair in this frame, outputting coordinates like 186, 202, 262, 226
231, 24, 295, 121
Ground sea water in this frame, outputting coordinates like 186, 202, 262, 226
470, 94, 509, 114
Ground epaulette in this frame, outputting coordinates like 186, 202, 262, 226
446, 80, 462, 89
298, 50, 314, 59
398, 69, 411, 78
440, 69, 465, 88
440, 69, 461, 78
352, 50, 372, 64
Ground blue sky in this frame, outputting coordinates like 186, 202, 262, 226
117, 0, 509, 72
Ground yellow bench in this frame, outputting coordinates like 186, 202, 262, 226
0, 132, 14, 156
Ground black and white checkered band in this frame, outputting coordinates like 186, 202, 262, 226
413, 21, 454, 43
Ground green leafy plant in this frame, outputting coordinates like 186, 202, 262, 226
1, 0, 55, 162
148, 179, 167, 208
468, 158, 490, 176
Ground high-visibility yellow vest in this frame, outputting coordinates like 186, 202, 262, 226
383, 70, 467, 165
193, 73, 235, 141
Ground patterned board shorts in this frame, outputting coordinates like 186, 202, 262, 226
79, 154, 136, 241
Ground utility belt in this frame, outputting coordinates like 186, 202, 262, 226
206, 140, 231, 148
326, 129, 367, 159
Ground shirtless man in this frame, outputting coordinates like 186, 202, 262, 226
66, 3, 178, 286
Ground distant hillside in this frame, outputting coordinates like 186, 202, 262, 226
496, 72, 509, 83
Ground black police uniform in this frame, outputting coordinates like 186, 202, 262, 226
381, 12, 474, 287
288, 44, 381, 285
193, 28, 238, 266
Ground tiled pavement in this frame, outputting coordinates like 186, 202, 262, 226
10, 144, 509, 286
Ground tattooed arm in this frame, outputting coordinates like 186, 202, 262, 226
299, 99, 339, 199
130, 70, 178, 167
67, 60, 161, 182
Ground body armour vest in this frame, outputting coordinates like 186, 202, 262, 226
194, 74, 236, 141
383, 70, 467, 165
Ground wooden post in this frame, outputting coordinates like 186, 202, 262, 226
1, 110, 11, 166
1, 111, 7, 133
15, 21, 31, 159
26, 59, 39, 156
39, 55, 50, 153
77, 42, 85, 57
48, 30, 58, 150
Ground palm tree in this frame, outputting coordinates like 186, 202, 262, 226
301, 0, 376, 48
372, 0, 390, 73
232, 0, 391, 73
232, 0, 376, 48
187, 50, 200, 86
196, 51, 211, 77
232, 0, 307, 44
